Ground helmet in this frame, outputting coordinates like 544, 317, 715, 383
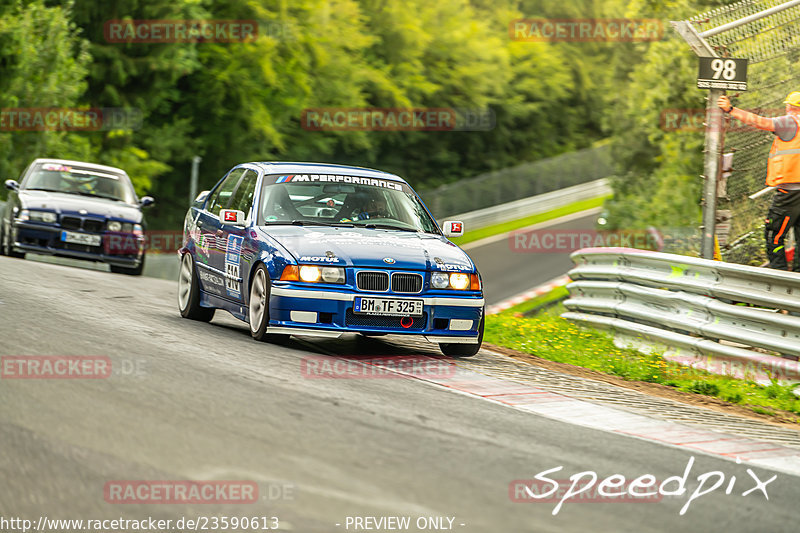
784, 92, 800, 107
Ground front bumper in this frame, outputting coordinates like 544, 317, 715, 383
267, 284, 484, 343
10, 222, 143, 267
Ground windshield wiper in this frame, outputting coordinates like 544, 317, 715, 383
263, 220, 354, 227
26, 188, 123, 201
362, 223, 419, 232
68, 191, 125, 201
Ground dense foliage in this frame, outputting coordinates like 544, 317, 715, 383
0, 0, 738, 229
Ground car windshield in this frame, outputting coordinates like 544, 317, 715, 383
23, 162, 137, 204
257, 175, 440, 233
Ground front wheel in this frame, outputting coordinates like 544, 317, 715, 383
248, 263, 288, 343
0, 221, 25, 259
178, 252, 215, 322
439, 314, 484, 358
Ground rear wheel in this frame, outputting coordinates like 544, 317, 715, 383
110, 253, 145, 276
178, 252, 215, 321
439, 314, 484, 358
249, 263, 288, 343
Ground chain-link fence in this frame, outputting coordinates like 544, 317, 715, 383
687, 0, 800, 265
417, 144, 614, 219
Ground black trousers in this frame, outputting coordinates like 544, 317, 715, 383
765, 188, 800, 271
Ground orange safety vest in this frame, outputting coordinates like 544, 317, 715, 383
767, 114, 800, 186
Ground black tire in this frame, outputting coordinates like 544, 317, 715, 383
248, 263, 288, 343
178, 252, 215, 322
110, 253, 145, 276
440, 313, 484, 358
1, 221, 25, 259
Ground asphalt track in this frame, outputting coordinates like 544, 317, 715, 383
464, 209, 601, 306
1, 255, 799, 532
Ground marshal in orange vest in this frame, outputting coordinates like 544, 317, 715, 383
767, 115, 800, 186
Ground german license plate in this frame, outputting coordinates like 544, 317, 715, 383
354, 297, 423, 317
61, 231, 101, 246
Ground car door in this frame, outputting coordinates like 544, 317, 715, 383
195, 168, 245, 297
219, 168, 258, 304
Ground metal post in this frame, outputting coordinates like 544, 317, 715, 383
189, 155, 201, 204
671, 21, 725, 259
703, 87, 724, 259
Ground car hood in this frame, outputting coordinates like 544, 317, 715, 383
257, 225, 474, 271
19, 190, 142, 222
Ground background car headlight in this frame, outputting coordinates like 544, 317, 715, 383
21, 210, 58, 223
431, 272, 449, 289
449, 273, 470, 290
299, 265, 321, 282
107, 221, 122, 232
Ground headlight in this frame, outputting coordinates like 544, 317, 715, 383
432, 272, 480, 290
121, 222, 134, 232
299, 265, 321, 282
298, 265, 345, 284
20, 210, 57, 223
107, 221, 122, 232
449, 273, 470, 290
321, 266, 345, 283
431, 272, 449, 289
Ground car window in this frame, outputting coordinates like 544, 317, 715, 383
257, 176, 440, 233
22, 163, 136, 204
207, 168, 245, 216
228, 169, 258, 219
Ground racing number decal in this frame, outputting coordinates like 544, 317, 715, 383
225, 234, 244, 298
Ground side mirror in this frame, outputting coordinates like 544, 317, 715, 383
442, 220, 464, 238
5, 180, 19, 192
220, 209, 246, 226
140, 196, 155, 208
194, 190, 210, 205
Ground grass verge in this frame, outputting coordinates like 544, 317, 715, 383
484, 296, 800, 422
449, 195, 610, 246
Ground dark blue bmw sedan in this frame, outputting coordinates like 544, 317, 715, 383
1, 158, 154, 275
178, 162, 484, 356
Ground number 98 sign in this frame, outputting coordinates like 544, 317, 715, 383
697, 57, 748, 91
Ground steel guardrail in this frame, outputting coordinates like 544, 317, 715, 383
564, 247, 800, 382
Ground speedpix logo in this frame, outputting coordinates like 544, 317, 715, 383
511, 457, 776, 516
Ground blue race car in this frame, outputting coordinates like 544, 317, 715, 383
2, 158, 154, 275
178, 162, 484, 356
